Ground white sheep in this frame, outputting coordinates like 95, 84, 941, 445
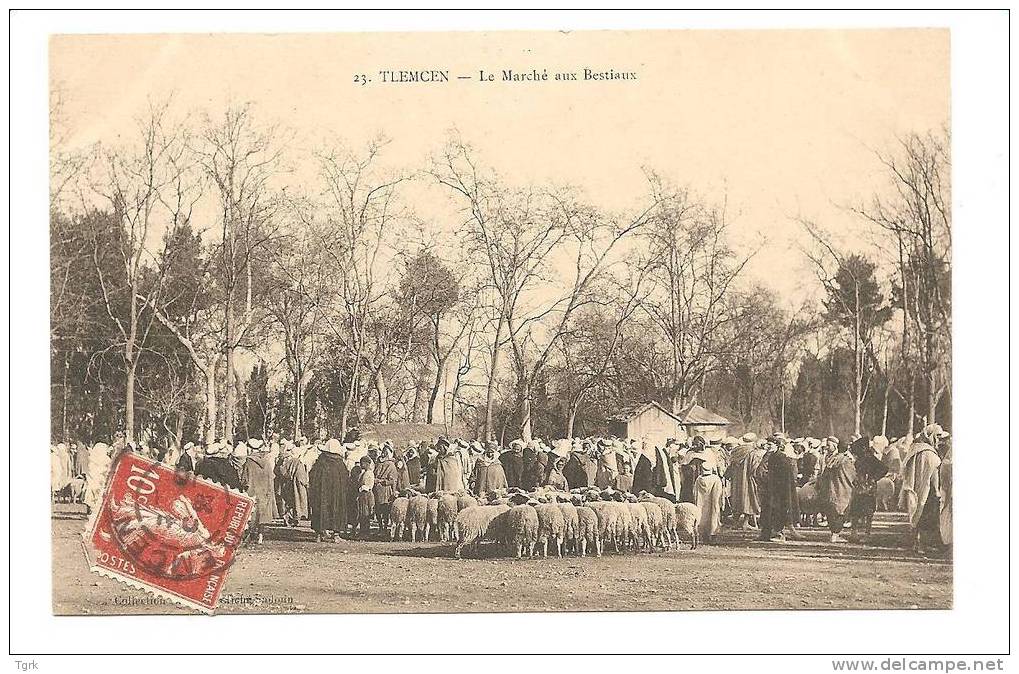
575, 505, 601, 557
425, 494, 440, 541
389, 496, 410, 540
534, 502, 566, 558
406, 495, 430, 542
626, 502, 651, 551
505, 505, 539, 558
457, 494, 480, 512
652, 496, 678, 548
453, 504, 511, 559
586, 501, 621, 553
638, 500, 665, 552
436, 493, 460, 542
612, 501, 634, 553
556, 501, 579, 554
675, 502, 702, 549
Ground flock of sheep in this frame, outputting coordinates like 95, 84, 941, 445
386, 487, 702, 559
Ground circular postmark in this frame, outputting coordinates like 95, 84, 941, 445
106, 454, 250, 582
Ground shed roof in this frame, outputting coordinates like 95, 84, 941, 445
608, 401, 683, 424
675, 403, 731, 426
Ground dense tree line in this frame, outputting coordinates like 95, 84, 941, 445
50, 97, 951, 447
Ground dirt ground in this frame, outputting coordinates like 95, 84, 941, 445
52, 504, 951, 615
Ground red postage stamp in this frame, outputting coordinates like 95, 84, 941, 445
85, 452, 254, 613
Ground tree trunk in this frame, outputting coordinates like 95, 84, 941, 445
427, 354, 448, 424
204, 360, 219, 444
293, 371, 303, 440
565, 397, 581, 439
61, 354, 70, 441
375, 368, 388, 423
906, 375, 916, 437
174, 414, 184, 451
411, 367, 424, 423
224, 297, 237, 442
881, 382, 891, 437
340, 353, 360, 438
779, 382, 786, 434
125, 357, 137, 443
518, 381, 532, 442
853, 286, 862, 436
483, 315, 505, 441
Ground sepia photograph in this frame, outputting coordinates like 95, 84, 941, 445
47, 28, 955, 616
9, 8, 1011, 663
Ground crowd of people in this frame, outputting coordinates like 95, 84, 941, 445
50, 422, 952, 553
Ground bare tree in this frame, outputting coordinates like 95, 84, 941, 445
197, 103, 285, 442
310, 136, 407, 436
636, 174, 753, 413
854, 130, 951, 425
436, 138, 657, 439
88, 99, 191, 442
263, 205, 333, 438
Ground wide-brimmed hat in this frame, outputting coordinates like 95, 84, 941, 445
205, 441, 224, 455
248, 438, 264, 450
741, 433, 757, 443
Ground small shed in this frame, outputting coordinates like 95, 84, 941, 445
675, 404, 731, 442
607, 401, 687, 448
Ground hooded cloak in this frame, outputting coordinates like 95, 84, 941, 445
240, 450, 277, 526
276, 450, 309, 519
308, 440, 350, 533
724, 443, 764, 516
431, 452, 464, 493
819, 452, 857, 517
500, 448, 523, 487
694, 471, 724, 539
472, 454, 509, 496
899, 441, 942, 529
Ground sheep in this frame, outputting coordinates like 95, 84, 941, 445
612, 501, 634, 552
406, 495, 430, 542
453, 504, 510, 559
875, 476, 897, 512
585, 501, 621, 553
556, 501, 579, 554
674, 502, 702, 549
653, 496, 679, 548
796, 480, 825, 527
457, 494, 480, 512
489, 505, 514, 546
575, 505, 601, 557
534, 502, 566, 558
638, 500, 665, 552
626, 502, 651, 551
389, 496, 410, 540
505, 504, 539, 558
425, 494, 440, 541
436, 493, 460, 542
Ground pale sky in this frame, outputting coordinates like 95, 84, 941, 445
50, 29, 949, 306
